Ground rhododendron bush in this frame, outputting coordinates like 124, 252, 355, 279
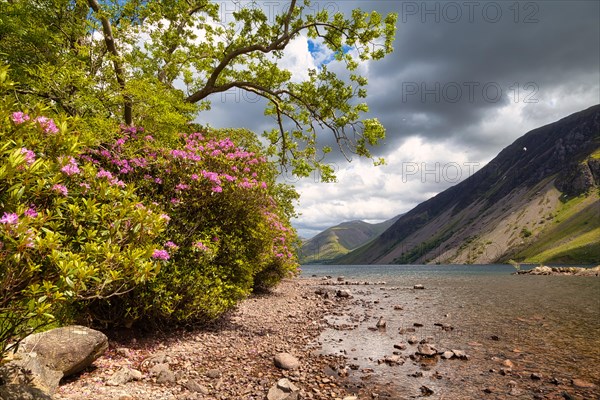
0, 67, 298, 353
84, 126, 299, 323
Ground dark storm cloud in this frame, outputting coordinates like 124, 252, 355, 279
196, 1, 599, 237
363, 0, 600, 157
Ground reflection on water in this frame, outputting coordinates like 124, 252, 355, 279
303, 265, 600, 399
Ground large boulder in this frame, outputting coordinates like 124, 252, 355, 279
0, 326, 108, 398
17, 325, 108, 376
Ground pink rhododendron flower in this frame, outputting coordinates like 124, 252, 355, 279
52, 184, 68, 196
152, 249, 170, 260
165, 241, 179, 250
194, 241, 208, 251
175, 183, 189, 192
60, 157, 80, 176
24, 207, 38, 218
35, 116, 59, 134
97, 169, 113, 179
21, 148, 36, 165
211, 186, 222, 193
159, 214, 171, 222
11, 112, 30, 124
0, 212, 19, 225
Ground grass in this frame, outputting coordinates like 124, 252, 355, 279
517, 192, 600, 263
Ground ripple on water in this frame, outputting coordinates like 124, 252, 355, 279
304, 265, 600, 398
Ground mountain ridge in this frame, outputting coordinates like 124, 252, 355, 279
336, 104, 600, 265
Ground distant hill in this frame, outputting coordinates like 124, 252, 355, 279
299, 216, 400, 264
337, 104, 600, 265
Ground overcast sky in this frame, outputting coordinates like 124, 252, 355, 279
199, 0, 600, 238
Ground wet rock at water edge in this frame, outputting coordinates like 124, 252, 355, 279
530, 372, 542, 380
274, 353, 300, 370
416, 344, 438, 357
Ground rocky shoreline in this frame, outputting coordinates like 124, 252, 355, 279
3, 275, 599, 399
514, 265, 600, 276
45, 278, 366, 400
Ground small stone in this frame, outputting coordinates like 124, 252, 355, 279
420, 385, 434, 396
393, 305, 403, 310
413, 284, 425, 290
184, 379, 210, 394
274, 353, 300, 370
157, 369, 176, 384
407, 336, 418, 345
572, 378, 596, 388
503, 359, 514, 368
416, 344, 437, 357
441, 351, 454, 359
205, 369, 220, 379
394, 343, 407, 351
530, 373, 542, 380
376, 317, 386, 329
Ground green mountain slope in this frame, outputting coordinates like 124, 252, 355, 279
299, 216, 400, 264
337, 104, 600, 265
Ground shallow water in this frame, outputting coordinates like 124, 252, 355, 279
302, 265, 600, 399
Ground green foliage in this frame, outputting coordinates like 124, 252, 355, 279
0, 67, 167, 356
81, 125, 299, 325
0, 0, 397, 178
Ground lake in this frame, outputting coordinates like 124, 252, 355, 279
301, 264, 600, 399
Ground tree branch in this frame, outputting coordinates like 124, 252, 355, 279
87, 0, 132, 125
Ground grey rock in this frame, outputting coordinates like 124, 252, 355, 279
205, 369, 220, 379
156, 369, 176, 384
441, 351, 454, 359
407, 336, 418, 345
413, 284, 425, 290
336, 289, 352, 298
416, 344, 437, 357
0, 353, 62, 395
0, 384, 53, 400
267, 378, 299, 400
17, 325, 108, 377
375, 317, 386, 329
107, 367, 143, 386
273, 353, 300, 370
183, 379, 210, 394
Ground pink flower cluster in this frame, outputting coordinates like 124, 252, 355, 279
0, 212, 19, 225
60, 157, 80, 176
52, 184, 68, 196
11, 112, 60, 134
152, 249, 170, 260
21, 148, 36, 166
96, 169, 125, 188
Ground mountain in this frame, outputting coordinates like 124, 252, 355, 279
337, 105, 600, 265
299, 216, 400, 264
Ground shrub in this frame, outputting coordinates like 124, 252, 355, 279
0, 67, 166, 356
85, 126, 299, 325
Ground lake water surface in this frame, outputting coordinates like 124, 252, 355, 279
302, 264, 600, 399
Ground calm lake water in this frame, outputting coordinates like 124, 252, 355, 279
301, 264, 600, 399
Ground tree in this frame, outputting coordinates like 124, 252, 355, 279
0, 0, 397, 179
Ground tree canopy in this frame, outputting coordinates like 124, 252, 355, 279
0, 0, 397, 179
